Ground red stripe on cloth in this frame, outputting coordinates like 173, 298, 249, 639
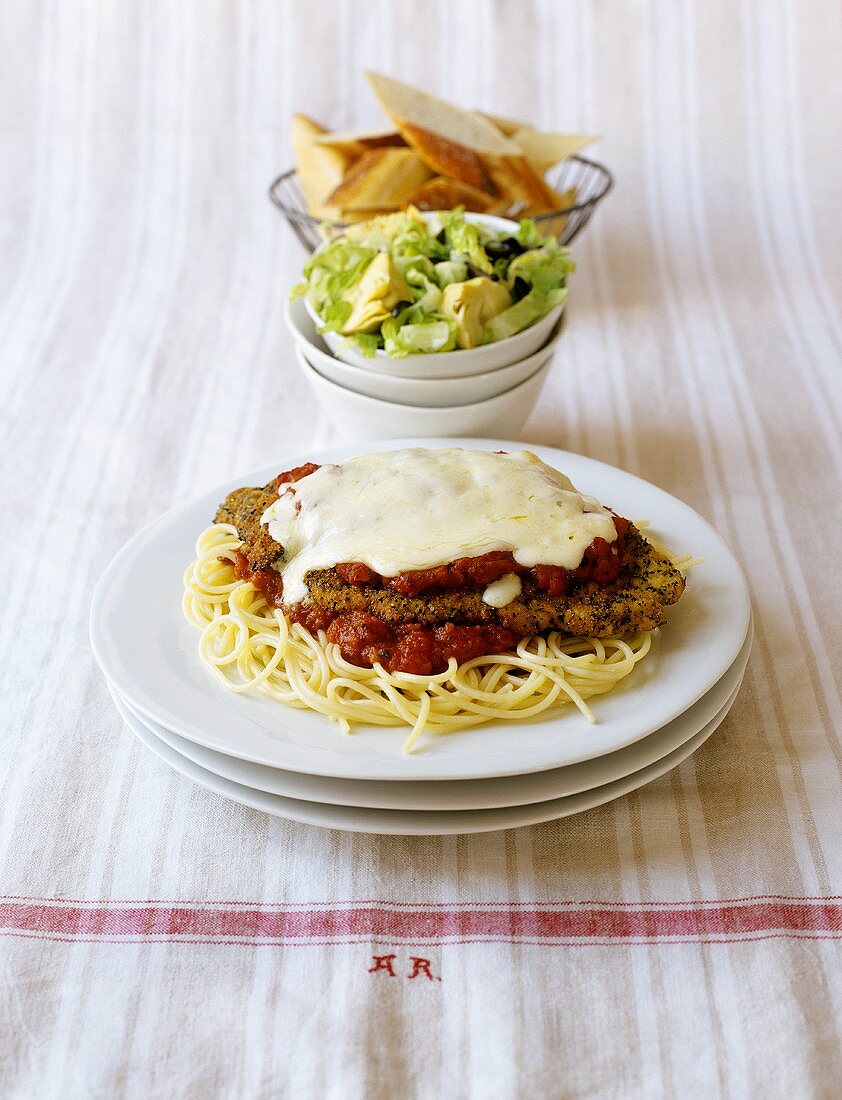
4, 893, 842, 906
1, 900, 841, 944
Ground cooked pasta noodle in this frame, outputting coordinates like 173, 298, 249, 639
182, 524, 673, 752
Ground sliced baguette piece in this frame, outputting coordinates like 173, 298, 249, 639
511, 127, 598, 173
327, 147, 434, 213
313, 127, 406, 159
291, 114, 358, 220
401, 175, 497, 213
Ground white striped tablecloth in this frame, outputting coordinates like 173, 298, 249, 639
2, 1, 841, 1095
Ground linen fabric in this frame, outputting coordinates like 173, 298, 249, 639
2, 0, 841, 1095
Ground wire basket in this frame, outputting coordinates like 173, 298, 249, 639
268, 155, 613, 252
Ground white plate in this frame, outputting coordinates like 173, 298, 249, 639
111, 620, 751, 810
113, 679, 742, 835
90, 439, 751, 782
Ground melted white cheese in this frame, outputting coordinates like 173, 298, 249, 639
482, 573, 522, 608
261, 448, 617, 605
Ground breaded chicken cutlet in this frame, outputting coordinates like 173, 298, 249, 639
215, 480, 685, 638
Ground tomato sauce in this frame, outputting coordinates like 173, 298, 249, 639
325, 613, 524, 676
268, 462, 322, 491
335, 516, 630, 598
232, 551, 285, 605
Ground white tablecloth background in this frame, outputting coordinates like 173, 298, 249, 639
2, 0, 842, 1095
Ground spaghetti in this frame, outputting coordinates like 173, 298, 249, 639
183, 523, 667, 752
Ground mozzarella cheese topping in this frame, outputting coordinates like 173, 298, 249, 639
261, 448, 617, 605
482, 573, 523, 608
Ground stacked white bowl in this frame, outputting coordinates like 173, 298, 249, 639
283, 213, 566, 442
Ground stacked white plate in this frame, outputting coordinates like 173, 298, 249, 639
90, 439, 752, 835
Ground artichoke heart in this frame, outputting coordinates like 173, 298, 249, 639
341, 252, 413, 334
440, 277, 512, 349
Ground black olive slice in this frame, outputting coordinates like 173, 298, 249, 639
512, 276, 531, 300
484, 236, 526, 260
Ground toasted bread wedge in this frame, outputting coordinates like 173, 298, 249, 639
485, 155, 562, 213
327, 147, 434, 213
530, 186, 578, 236
336, 208, 406, 224
401, 175, 496, 213
365, 71, 517, 192
511, 127, 597, 173
313, 128, 406, 159
291, 114, 359, 220
477, 112, 527, 137
365, 72, 561, 212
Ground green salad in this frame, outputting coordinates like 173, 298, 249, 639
292, 206, 574, 358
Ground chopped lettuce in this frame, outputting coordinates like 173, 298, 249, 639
344, 332, 381, 357
487, 285, 568, 343
433, 259, 469, 286
295, 206, 573, 358
382, 317, 457, 357
403, 266, 442, 309
439, 208, 495, 275
516, 218, 546, 248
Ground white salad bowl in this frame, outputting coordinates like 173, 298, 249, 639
294, 345, 549, 442
286, 296, 564, 408
312, 299, 565, 377
301, 210, 567, 378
